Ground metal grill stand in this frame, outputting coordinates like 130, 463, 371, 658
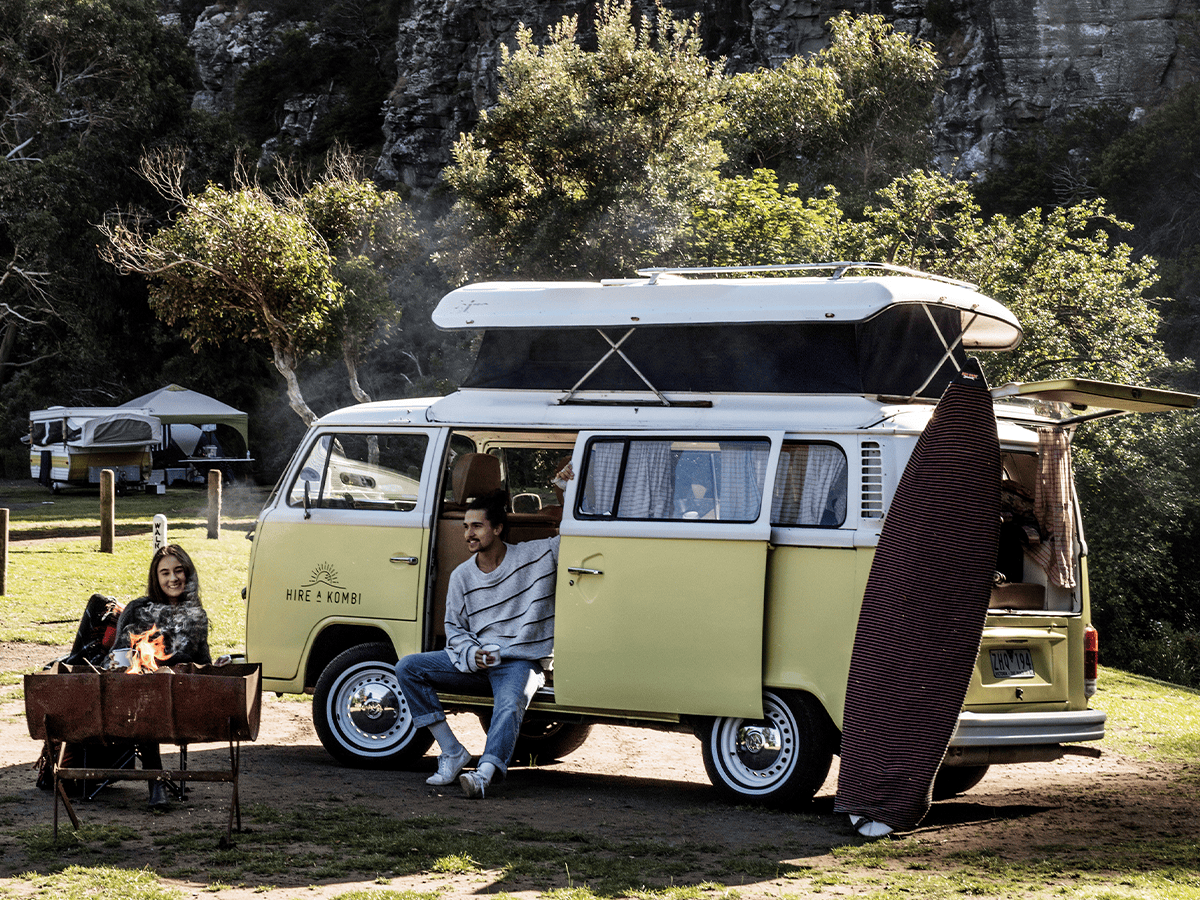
25, 663, 261, 846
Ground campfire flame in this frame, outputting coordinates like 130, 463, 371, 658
127, 626, 169, 673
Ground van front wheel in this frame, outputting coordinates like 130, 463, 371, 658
701, 690, 833, 807
313, 643, 433, 768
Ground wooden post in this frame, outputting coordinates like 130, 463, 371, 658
207, 469, 222, 540
0, 507, 8, 596
100, 470, 114, 553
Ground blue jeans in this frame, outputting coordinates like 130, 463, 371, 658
394, 650, 545, 777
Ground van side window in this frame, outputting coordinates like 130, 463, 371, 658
579, 438, 770, 522
287, 432, 428, 511
771, 442, 848, 527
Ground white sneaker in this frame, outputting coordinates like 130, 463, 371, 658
854, 817, 894, 838
459, 770, 487, 799
426, 746, 471, 786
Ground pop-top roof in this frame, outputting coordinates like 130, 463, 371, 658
433, 264, 1024, 403
433, 264, 1023, 351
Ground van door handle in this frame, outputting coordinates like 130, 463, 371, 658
390, 555, 420, 565
566, 566, 603, 576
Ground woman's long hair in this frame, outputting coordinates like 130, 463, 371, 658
146, 543, 200, 604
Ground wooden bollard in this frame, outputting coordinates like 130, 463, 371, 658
1, 507, 8, 595
207, 469, 222, 539
100, 469, 115, 553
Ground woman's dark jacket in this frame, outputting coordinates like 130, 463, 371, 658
114, 578, 211, 666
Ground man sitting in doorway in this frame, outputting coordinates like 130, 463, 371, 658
394, 471, 571, 799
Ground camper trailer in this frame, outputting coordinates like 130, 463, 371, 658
28, 407, 160, 491
242, 263, 1198, 806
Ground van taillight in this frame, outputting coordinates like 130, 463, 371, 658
1084, 624, 1099, 699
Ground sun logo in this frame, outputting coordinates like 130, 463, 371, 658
304, 562, 342, 588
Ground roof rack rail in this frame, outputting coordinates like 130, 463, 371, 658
635, 261, 978, 291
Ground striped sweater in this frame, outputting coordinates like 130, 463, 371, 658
444, 536, 559, 673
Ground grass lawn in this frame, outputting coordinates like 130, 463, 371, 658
0, 479, 267, 655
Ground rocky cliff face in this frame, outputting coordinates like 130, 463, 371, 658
175, 0, 1200, 193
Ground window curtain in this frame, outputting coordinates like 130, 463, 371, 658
718, 442, 770, 521
772, 445, 848, 526
800, 445, 848, 526
581, 441, 624, 515
1030, 427, 1077, 589
617, 441, 674, 518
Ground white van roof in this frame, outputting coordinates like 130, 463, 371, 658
433, 264, 1022, 352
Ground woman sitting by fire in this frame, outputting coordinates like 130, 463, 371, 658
113, 543, 211, 809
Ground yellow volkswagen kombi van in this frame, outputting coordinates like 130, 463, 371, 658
243, 263, 1196, 806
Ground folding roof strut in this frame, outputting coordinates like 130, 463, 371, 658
905, 305, 980, 401
558, 327, 671, 405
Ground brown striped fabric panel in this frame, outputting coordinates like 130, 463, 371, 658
834, 371, 1001, 832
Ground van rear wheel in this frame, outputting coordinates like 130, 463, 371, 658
932, 764, 989, 800
313, 642, 433, 768
701, 690, 832, 807
475, 713, 593, 764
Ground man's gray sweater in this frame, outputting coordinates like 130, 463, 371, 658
444, 536, 559, 673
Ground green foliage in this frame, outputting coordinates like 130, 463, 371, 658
150, 183, 341, 358
101, 147, 426, 422
838, 170, 1175, 387
0, 0, 197, 381
1094, 85, 1200, 257
973, 104, 1132, 217
1075, 414, 1200, 687
720, 56, 843, 180
679, 170, 843, 266
445, 0, 726, 278
722, 13, 940, 205
0, 0, 192, 162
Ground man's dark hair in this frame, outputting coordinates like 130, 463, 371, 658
467, 489, 510, 533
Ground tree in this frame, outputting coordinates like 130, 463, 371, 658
0, 0, 196, 390
721, 13, 940, 205
840, 171, 1175, 387
679, 170, 843, 267
101, 148, 417, 425
101, 151, 341, 424
292, 146, 421, 403
444, 0, 726, 278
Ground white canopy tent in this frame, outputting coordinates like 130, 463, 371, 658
120, 384, 250, 459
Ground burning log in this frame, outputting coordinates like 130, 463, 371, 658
127, 625, 169, 673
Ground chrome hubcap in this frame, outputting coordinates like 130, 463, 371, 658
736, 724, 782, 769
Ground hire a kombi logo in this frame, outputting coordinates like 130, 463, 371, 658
286, 562, 362, 605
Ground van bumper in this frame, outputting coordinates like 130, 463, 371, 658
949, 709, 1106, 747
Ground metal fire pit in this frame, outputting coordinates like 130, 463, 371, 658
25, 662, 261, 844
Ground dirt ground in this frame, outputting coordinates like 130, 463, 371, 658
0, 640, 1195, 900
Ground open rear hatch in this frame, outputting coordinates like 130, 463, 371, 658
992, 378, 1199, 424
973, 379, 1199, 708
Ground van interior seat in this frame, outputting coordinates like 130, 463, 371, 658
446, 452, 502, 510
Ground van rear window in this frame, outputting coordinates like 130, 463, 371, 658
578, 438, 769, 522
771, 442, 848, 527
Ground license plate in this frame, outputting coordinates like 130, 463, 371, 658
990, 648, 1034, 679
